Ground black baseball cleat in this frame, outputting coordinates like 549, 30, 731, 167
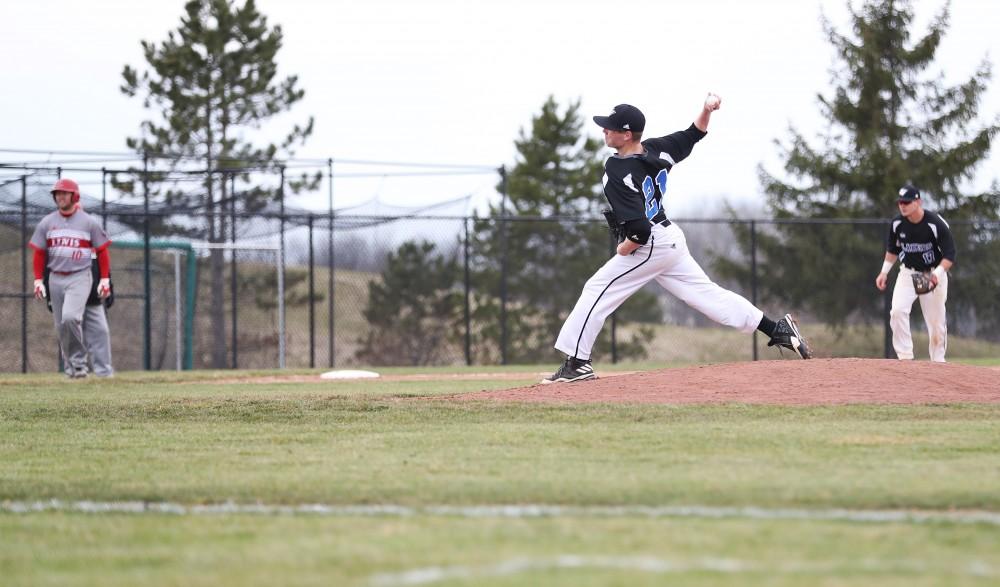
541, 356, 596, 384
767, 313, 813, 359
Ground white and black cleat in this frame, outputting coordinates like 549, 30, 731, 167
541, 356, 596, 384
767, 313, 813, 359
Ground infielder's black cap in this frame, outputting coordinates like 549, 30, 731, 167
898, 185, 921, 201
593, 104, 645, 133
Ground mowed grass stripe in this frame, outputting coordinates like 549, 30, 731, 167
4, 500, 1000, 526
367, 555, 1000, 586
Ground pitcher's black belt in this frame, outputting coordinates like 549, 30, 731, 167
651, 211, 671, 227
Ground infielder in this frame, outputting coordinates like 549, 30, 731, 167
543, 95, 811, 384
875, 185, 955, 362
29, 178, 114, 378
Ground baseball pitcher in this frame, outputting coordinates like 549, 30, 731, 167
543, 95, 812, 384
875, 185, 955, 362
29, 178, 114, 378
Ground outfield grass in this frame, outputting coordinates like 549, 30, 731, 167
2, 369, 999, 586
4, 514, 998, 587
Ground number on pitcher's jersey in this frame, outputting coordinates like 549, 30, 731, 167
601, 124, 707, 224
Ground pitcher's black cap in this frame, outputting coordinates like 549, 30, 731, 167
593, 104, 645, 133
898, 185, 921, 201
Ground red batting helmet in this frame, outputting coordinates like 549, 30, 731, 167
51, 178, 81, 203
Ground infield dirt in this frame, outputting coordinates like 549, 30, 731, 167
457, 358, 1000, 405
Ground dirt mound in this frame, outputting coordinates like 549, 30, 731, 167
458, 358, 1000, 405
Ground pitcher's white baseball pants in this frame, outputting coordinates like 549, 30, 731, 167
555, 222, 763, 360
890, 265, 948, 362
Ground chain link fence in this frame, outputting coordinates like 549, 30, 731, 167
3, 173, 998, 372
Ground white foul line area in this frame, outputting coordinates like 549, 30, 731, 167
367, 555, 997, 586
3, 500, 1000, 526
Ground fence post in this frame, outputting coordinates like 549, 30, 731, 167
278, 166, 286, 369
498, 165, 508, 365
327, 158, 336, 368
882, 220, 893, 359
174, 250, 182, 371
463, 217, 472, 366
308, 214, 315, 369
142, 153, 151, 371
20, 176, 28, 373
750, 220, 758, 361
230, 173, 238, 369
882, 258, 899, 359
883, 275, 892, 359
101, 168, 107, 231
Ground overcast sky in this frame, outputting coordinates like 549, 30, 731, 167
1, 0, 997, 215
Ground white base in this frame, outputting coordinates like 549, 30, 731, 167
320, 369, 380, 380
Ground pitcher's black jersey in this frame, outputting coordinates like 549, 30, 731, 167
886, 210, 956, 271
602, 124, 707, 224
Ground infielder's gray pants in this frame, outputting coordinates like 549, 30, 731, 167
83, 303, 113, 377
49, 270, 92, 375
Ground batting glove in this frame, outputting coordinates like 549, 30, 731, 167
97, 278, 111, 298
33, 279, 46, 300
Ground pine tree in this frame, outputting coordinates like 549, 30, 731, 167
118, 0, 319, 367
355, 241, 464, 366
469, 97, 660, 364
717, 0, 999, 332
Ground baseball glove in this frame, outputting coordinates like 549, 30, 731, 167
87, 261, 115, 309
602, 208, 625, 243
911, 271, 936, 295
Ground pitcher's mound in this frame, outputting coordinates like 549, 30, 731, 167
462, 358, 1000, 405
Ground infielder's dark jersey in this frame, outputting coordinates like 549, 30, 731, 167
602, 124, 707, 224
886, 210, 956, 271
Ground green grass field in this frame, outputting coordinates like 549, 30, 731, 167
2, 365, 1000, 586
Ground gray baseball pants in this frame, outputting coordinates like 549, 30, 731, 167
83, 303, 114, 376
48, 269, 91, 375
